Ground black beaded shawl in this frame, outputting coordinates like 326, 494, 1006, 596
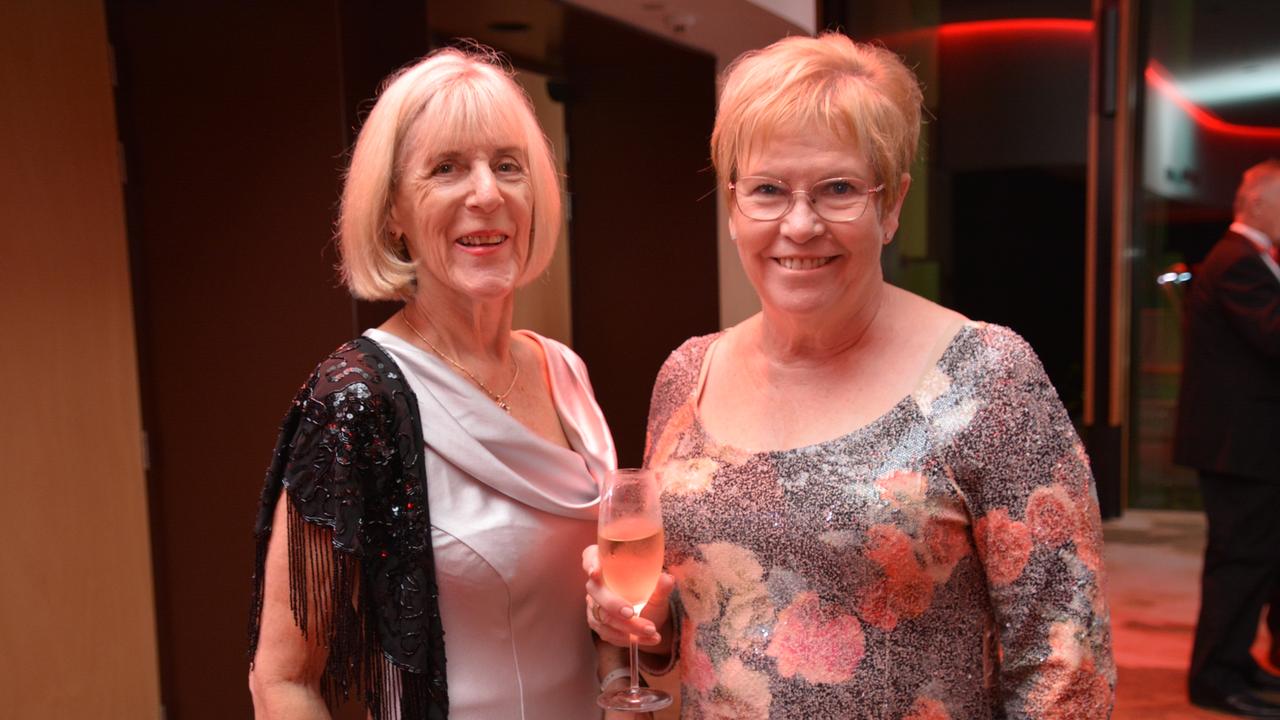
249, 338, 448, 719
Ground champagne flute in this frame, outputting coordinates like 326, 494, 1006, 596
596, 467, 673, 712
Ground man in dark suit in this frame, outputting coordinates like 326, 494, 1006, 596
1177, 158, 1280, 717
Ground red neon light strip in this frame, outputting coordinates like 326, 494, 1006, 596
877, 17, 1091, 46
937, 18, 1093, 40
1145, 60, 1280, 140
876, 19, 1280, 140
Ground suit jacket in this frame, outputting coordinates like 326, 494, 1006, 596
1174, 231, 1280, 480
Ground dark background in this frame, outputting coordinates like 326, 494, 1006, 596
108, 0, 717, 715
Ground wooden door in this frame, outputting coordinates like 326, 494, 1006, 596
108, 2, 426, 715
562, 7, 720, 466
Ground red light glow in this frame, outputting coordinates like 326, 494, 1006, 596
937, 18, 1093, 40
1145, 61, 1280, 141
877, 17, 1091, 47
875, 18, 1280, 141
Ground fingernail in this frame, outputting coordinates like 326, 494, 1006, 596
621, 607, 634, 618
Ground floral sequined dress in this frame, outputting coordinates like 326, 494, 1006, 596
645, 323, 1114, 720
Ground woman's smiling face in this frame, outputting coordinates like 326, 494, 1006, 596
390, 129, 534, 304
729, 121, 905, 321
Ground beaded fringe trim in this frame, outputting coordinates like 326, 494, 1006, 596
249, 498, 438, 719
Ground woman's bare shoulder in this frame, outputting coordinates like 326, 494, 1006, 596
885, 286, 970, 348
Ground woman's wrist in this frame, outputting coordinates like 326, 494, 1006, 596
596, 637, 630, 684
600, 667, 631, 690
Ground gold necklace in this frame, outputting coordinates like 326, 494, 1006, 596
401, 307, 519, 413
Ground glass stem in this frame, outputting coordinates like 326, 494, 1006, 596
629, 634, 640, 692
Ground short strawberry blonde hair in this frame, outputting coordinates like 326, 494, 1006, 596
339, 46, 562, 300
711, 33, 923, 213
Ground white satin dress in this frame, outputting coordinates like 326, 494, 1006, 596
366, 329, 615, 720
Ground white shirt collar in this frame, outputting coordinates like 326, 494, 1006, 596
1229, 221, 1273, 253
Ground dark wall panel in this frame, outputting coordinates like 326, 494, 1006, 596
342, 1, 430, 332
950, 168, 1086, 418
563, 8, 720, 466
110, 2, 426, 716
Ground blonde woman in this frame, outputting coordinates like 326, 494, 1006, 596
249, 46, 625, 719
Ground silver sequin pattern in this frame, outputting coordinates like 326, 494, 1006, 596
645, 323, 1115, 720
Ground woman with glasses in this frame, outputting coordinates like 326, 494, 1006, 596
584, 33, 1114, 718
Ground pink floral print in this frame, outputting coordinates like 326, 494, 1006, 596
903, 697, 951, 720
1025, 485, 1079, 546
974, 508, 1033, 587
647, 324, 1114, 717
648, 401, 694, 469
923, 512, 971, 578
1027, 622, 1114, 720
860, 525, 935, 629
680, 619, 716, 693
766, 592, 866, 684
876, 469, 927, 507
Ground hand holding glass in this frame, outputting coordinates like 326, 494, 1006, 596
596, 468, 672, 712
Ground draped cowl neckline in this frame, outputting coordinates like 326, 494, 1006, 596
366, 328, 615, 719
364, 328, 614, 519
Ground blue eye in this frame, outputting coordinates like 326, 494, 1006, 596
814, 179, 864, 198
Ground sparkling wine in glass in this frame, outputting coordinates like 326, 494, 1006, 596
597, 468, 672, 712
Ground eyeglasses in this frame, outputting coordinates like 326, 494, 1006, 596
729, 176, 885, 222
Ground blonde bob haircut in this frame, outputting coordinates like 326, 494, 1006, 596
339, 45, 562, 300
712, 33, 923, 214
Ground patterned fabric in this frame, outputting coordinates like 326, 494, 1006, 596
249, 338, 447, 720
645, 323, 1115, 719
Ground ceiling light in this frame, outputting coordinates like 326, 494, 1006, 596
1173, 57, 1280, 106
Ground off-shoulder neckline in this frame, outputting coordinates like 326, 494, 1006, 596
687, 321, 983, 457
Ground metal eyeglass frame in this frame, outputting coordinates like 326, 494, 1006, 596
728, 176, 886, 222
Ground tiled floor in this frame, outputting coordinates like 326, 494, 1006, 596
1106, 509, 1280, 719
1106, 510, 1222, 718
649, 509, 1269, 718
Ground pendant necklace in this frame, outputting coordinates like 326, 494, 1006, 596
401, 307, 519, 412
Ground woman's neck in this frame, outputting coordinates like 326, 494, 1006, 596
401, 288, 515, 363
754, 282, 890, 367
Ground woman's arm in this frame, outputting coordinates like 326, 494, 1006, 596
592, 565, 670, 720
584, 338, 706, 671
596, 636, 655, 720
960, 329, 1115, 716
248, 496, 331, 720
581, 337, 699, 684
596, 635, 632, 687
